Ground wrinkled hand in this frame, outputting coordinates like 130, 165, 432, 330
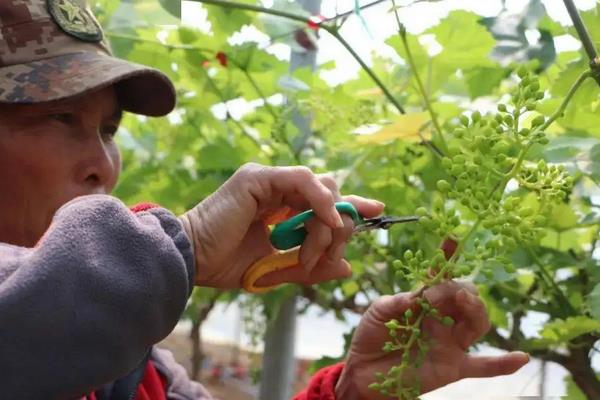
179, 163, 384, 289
335, 281, 529, 399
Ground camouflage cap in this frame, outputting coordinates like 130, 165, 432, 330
0, 0, 176, 116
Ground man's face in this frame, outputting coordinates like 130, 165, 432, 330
0, 87, 122, 247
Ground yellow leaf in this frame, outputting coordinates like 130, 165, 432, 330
357, 113, 430, 145
355, 87, 383, 97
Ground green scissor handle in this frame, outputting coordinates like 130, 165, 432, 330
270, 201, 365, 250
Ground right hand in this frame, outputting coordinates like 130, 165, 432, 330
178, 163, 385, 289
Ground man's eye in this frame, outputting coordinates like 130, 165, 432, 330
101, 125, 118, 139
50, 113, 75, 124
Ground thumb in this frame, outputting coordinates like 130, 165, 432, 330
368, 293, 415, 323
460, 352, 530, 379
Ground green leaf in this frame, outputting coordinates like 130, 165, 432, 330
464, 67, 508, 98
341, 281, 360, 297
587, 284, 600, 323
540, 316, 600, 344
428, 11, 496, 70
548, 203, 578, 230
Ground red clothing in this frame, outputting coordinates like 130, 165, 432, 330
134, 362, 168, 400
293, 363, 345, 400
88, 361, 344, 400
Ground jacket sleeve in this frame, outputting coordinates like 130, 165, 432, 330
292, 363, 345, 400
0, 195, 195, 399
150, 347, 217, 400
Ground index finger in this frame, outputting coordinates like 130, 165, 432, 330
269, 166, 343, 229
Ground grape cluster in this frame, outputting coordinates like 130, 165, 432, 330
372, 67, 574, 399
368, 297, 454, 399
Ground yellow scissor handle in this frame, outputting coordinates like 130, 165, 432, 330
242, 247, 301, 294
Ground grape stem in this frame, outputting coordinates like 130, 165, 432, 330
540, 71, 593, 131
391, 0, 449, 155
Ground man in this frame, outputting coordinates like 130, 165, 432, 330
0, 1, 529, 399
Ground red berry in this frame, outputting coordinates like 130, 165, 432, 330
441, 238, 458, 260
216, 52, 228, 67
307, 15, 324, 31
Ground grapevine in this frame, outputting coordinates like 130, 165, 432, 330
368, 66, 593, 399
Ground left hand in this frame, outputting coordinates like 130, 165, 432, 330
335, 281, 530, 399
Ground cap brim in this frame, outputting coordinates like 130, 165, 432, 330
0, 52, 176, 117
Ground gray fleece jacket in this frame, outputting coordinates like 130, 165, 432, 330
0, 195, 213, 400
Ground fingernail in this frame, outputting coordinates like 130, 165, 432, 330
466, 292, 478, 305
514, 351, 530, 362
332, 208, 344, 228
374, 200, 386, 208
456, 289, 469, 303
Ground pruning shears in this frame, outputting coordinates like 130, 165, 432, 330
242, 201, 420, 293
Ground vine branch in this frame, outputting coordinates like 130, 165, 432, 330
391, 0, 447, 154
562, 0, 600, 86
188, 0, 407, 115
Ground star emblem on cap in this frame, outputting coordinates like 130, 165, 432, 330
46, 0, 103, 42
58, 0, 85, 25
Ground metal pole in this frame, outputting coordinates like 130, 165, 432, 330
259, 1, 321, 399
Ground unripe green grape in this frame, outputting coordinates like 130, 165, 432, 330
437, 180, 452, 193
450, 165, 464, 176
504, 115, 514, 125
518, 207, 534, 217
393, 259, 404, 269
519, 128, 531, 136
472, 111, 482, 123
536, 92, 545, 100
448, 146, 462, 156
453, 155, 466, 164
498, 104, 508, 112
537, 159, 547, 170
539, 137, 549, 145
517, 66, 528, 78
494, 141, 510, 153
531, 115, 545, 127
405, 309, 413, 319
459, 115, 470, 127
441, 316, 455, 326
404, 249, 414, 260
526, 102, 537, 111
454, 128, 466, 138
441, 157, 452, 169
530, 80, 540, 91
415, 207, 428, 217
385, 319, 400, 330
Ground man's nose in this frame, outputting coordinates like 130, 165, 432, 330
76, 132, 117, 192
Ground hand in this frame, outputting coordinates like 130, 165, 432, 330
335, 281, 529, 399
179, 163, 384, 288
